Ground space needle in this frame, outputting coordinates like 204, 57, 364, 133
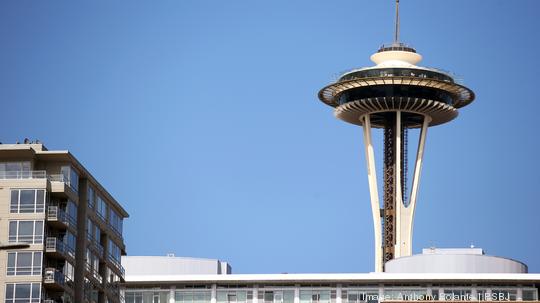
318, 0, 475, 272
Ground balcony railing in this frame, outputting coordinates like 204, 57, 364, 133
107, 253, 126, 278
87, 237, 104, 258
48, 174, 67, 182
44, 268, 65, 285
48, 174, 78, 192
84, 262, 103, 284
105, 282, 121, 300
45, 237, 75, 259
0, 170, 47, 179
47, 206, 77, 227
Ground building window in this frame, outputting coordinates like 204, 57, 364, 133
258, 290, 294, 303
96, 196, 107, 221
175, 291, 212, 303
61, 165, 79, 192
443, 289, 472, 301
108, 240, 122, 264
5, 283, 41, 303
476, 290, 487, 301
522, 289, 538, 301
491, 290, 517, 301
10, 189, 45, 213
6, 251, 42, 276
8, 220, 44, 244
64, 261, 75, 282
383, 289, 428, 301
87, 185, 95, 209
86, 249, 100, 273
300, 290, 332, 303
343, 290, 379, 303
106, 267, 121, 283
87, 218, 101, 243
109, 208, 123, 235
64, 231, 77, 257
125, 291, 170, 303
66, 200, 78, 222
0, 161, 32, 179
217, 291, 253, 303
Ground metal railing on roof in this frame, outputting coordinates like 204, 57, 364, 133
377, 42, 417, 53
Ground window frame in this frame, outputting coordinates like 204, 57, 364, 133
4, 282, 41, 303
8, 220, 44, 244
10, 189, 46, 213
6, 251, 43, 276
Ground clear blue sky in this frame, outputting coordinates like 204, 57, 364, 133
1, 0, 539, 273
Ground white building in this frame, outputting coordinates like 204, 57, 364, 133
121, 249, 539, 303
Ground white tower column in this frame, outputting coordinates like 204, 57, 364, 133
361, 114, 383, 272
361, 112, 431, 270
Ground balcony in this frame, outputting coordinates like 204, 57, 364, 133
106, 253, 126, 279
104, 282, 122, 302
0, 170, 46, 179
43, 268, 68, 291
47, 206, 77, 230
87, 237, 104, 258
84, 262, 103, 285
45, 237, 75, 260
48, 173, 78, 195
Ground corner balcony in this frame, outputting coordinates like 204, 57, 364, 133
45, 237, 75, 261
47, 206, 77, 231
48, 174, 78, 200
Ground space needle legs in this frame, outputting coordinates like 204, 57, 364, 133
361, 112, 431, 272
361, 114, 383, 273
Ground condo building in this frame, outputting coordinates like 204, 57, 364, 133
0, 142, 128, 303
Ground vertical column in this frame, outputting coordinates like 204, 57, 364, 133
437, 289, 444, 301
253, 285, 259, 303
394, 111, 403, 258
486, 289, 493, 302
336, 284, 342, 303
361, 114, 383, 272
211, 284, 217, 303
398, 115, 431, 257
75, 178, 89, 303
471, 285, 478, 301
170, 286, 176, 303
426, 284, 433, 300
294, 285, 300, 303
378, 284, 384, 303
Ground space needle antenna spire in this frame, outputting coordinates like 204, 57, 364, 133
394, 0, 400, 43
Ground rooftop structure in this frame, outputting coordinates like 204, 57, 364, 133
123, 255, 231, 277
121, 250, 539, 303
385, 248, 528, 274
0, 142, 128, 303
